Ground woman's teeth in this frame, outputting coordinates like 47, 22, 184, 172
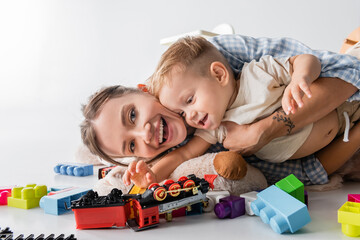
159, 118, 164, 144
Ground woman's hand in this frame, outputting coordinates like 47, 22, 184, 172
221, 121, 270, 156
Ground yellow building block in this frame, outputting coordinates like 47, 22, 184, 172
338, 201, 360, 237
128, 185, 146, 195
7, 184, 47, 209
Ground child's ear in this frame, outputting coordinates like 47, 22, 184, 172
210, 62, 229, 86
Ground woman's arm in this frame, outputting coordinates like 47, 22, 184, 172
222, 77, 357, 155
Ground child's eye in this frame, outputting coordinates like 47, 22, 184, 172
186, 96, 193, 104
129, 140, 135, 153
129, 108, 136, 123
179, 111, 185, 118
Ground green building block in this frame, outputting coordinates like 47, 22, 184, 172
7, 184, 47, 209
275, 174, 304, 203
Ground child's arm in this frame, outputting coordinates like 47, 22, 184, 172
282, 54, 321, 115
222, 77, 354, 155
123, 136, 211, 188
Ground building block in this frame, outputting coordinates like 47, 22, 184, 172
338, 201, 360, 237
54, 163, 93, 177
214, 195, 245, 219
304, 190, 308, 206
203, 190, 230, 212
7, 184, 47, 209
0, 186, 15, 205
98, 166, 116, 179
251, 185, 311, 234
275, 174, 304, 203
0, 227, 77, 240
40, 187, 91, 215
240, 191, 258, 215
348, 194, 360, 203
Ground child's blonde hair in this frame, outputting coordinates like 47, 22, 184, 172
80, 85, 141, 166
148, 36, 232, 98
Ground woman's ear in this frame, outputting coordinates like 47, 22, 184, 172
210, 62, 229, 86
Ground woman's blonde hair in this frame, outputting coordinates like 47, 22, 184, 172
80, 85, 141, 166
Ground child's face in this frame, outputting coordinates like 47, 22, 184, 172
158, 66, 230, 130
93, 92, 187, 159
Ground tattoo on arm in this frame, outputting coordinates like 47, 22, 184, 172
272, 109, 295, 134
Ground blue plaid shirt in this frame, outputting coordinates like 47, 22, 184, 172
204, 34, 360, 185
209, 34, 360, 101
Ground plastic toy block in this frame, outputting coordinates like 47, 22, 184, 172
0, 227, 77, 240
40, 187, 91, 215
214, 195, 245, 219
7, 184, 47, 209
98, 166, 116, 179
54, 163, 93, 177
0, 186, 14, 205
240, 191, 258, 215
338, 201, 360, 237
348, 194, 360, 203
275, 174, 304, 203
251, 185, 311, 234
203, 190, 230, 212
48, 186, 76, 195
128, 185, 146, 194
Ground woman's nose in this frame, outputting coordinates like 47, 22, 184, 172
139, 122, 152, 144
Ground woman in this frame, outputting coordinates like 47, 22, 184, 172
81, 34, 360, 185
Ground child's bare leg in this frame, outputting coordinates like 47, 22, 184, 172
123, 160, 156, 188
316, 122, 360, 175
291, 110, 339, 159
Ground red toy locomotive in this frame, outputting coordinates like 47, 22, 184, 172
70, 174, 210, 231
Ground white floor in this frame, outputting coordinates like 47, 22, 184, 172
0, 107, 359, 240
0, 166, 359, 240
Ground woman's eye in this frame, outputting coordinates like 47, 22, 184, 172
129, 108, 136, 123
129, 141, 135, 153
186, 96, 193, 104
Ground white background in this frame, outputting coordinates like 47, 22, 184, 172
0, 1, 359, 239
0, 0, 359, 174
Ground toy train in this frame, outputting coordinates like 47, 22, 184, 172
70, 174, 210, 231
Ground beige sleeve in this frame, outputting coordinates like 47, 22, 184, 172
194, 129, 218, 144
256, 55, 293, 86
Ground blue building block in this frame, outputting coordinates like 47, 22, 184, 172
251, 185, 311, 234
39, 187, 91, 215
54, 163, 93, 177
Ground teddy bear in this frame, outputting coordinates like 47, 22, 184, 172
87, 150, 269, 196
76, 143, 360, 194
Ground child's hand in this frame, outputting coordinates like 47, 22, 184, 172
282, 75, 312, 115
122, 160, 157, 188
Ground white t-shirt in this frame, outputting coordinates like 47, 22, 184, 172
195, 55, 313, 163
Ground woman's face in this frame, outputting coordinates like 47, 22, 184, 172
93, 92, 187, 159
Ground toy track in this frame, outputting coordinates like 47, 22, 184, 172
0, 227, 76, 240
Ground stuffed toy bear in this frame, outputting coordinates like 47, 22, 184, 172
91, 151, 268, 196
76, 144, 360, 194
